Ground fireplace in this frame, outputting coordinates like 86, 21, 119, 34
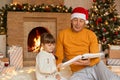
7, 12, 71, 66
28, 27, 49, 53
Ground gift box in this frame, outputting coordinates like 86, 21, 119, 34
8, 46, 23, 70
109, 45, 120, 58
109, 50, 120, 58
0, 35, 6, 57
107, 59, 120, 66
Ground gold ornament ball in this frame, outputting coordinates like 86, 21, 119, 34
92, 13, 94, 17
105, 21, 108, 25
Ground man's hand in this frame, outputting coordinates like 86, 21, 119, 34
72, 58, 90, 66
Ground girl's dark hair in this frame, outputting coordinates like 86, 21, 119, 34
40, 32, 58, 59
41, 32, 55, 44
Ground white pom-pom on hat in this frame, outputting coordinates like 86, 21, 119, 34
71, 7, 89, 24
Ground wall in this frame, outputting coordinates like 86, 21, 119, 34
0, 0, 120, 14
0, 0, 11, 8
64, 0, 92, 9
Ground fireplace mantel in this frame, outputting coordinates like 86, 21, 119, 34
7, 12, 71, 66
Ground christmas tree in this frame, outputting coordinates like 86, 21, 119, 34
88, 0, 120, 51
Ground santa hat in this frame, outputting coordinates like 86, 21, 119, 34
71, 7, 89, 24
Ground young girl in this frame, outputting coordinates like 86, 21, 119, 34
35, 32, 66, 80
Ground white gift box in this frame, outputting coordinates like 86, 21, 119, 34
8, 46, 23, 70
107, 59, 120, 66
109, 45, 120, 58
109, 45, 120, 50
0, 35, 6, 57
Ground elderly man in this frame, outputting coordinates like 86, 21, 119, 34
56, 7, 120, 80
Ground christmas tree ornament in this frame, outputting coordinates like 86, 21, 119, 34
1, 21, 3, 24
103, 28, 106, 32
118, 26, 120, 30
34, 5, 37, 7
102, 0, 106, 3
10, 3, 13, 6
42, 6, 45, 9
104, 12, 109, 16
65, 9, 68, 12
56, 5, 59, 8
0, 17, 3, 21
102, 37, 106, 42
115, 31, 118, 35
13, 7, 16, 10
105, 32, 109, 35
98, 5, 101, 8
45, 6, 51, 12
91, 13, 94, 17
32, 8, 35, 11
23, 6, 27, 9
104, 21, 108, 25
91, 25, 94, 28
97, 17, 102, 22
113, 17, 117, 21
27, 7, 30, 11
93, 0, 96, 2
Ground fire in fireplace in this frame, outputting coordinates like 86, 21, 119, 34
28, 27, 49, 53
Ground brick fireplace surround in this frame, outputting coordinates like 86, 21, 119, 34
7, 12, 71, 66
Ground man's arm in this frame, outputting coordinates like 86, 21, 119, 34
89, 31, 100, 66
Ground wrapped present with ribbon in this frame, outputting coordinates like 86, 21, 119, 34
8, 45, 23, 70
109, 45, 120, 58
107, 58, 120, 66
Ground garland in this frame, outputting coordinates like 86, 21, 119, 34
0, 3, 72, 34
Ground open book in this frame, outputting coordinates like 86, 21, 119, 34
60, 53, 104, 68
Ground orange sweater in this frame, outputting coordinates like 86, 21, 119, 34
56, 28, 100, 72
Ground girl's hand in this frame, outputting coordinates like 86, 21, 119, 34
57, 63, 63, 68
56, 74, 61, 80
